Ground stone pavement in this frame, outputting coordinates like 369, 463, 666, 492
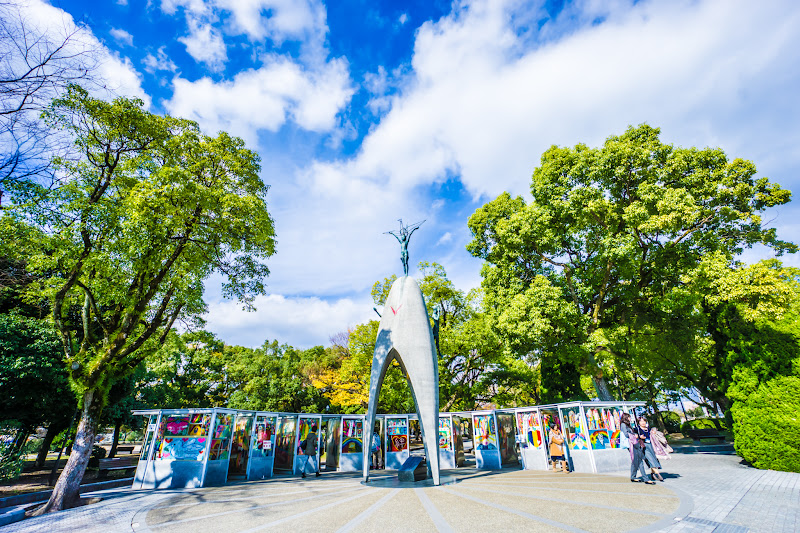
656, 453, 799, 533
2, 453, 796, 533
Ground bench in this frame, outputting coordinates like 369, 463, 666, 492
686, 428, 726, 445
98, 456, 139, 478
115, 445, 135, 454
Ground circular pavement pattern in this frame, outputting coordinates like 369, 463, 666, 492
133, 469, 687, 533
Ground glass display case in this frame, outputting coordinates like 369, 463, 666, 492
339, 416, 364, 472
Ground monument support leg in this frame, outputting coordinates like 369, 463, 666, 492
363, 277, 441, 486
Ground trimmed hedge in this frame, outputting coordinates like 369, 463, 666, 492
680, 417, 724, 436
732, 375, 800, 472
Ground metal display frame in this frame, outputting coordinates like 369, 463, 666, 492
384, 415, 410, 470
471, 410, 501, 469
131, 401, 645, 488
203, 408, 237, 486
246, 412, 279, 480
438, 414, 456, 469
514, 407, 547, 471
339, 415, 365, 472
293, 415, 322, 476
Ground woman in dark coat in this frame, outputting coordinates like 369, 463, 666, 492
621, 413, 653, 484
636, 417, 663, 481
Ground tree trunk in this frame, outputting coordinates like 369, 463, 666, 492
34, 391, 99, 514
645, 381, 666, 432
8, 425, 32, 459
108, 420, 122, 459
34, 422, 67, 469
592, 375, 613, 401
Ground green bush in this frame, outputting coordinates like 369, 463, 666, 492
680, 417, 724, 435
0, 454, 22, 481
686, 406, 705, 418
732, 375, 800, 472
87, 444, 107, 468
50, 429, 73, 452
123, 429, 143, 443
21, 437, 41, 456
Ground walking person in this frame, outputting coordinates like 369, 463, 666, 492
298, 423, 320, 478
548, 425, 569, 473
621, 413, 653, 484
370, 424, 383, 469
651, 426, 673, 464
636, 417, 664, 481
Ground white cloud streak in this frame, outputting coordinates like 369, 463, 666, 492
165, 56, 352, 143
204, 293, 375, 348
162, 0, 330, 69
109, 27, 133, 46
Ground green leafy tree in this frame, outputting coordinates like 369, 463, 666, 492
467, 124, 795, 400
620, 256, 800, 415
309, 322, 412, 413
101, 370, 144, 458
0, 313, 75, 460
2, 86, 276, 512
139, 330, 229, 409
228, 340, 331, 413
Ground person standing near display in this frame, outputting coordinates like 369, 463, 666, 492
651, 427, 673, 463
370, 424, 383, 469
548, 426, 569, 473
299, 424, 320, 478
621, 413, 653, 484
636, 417, 664, 481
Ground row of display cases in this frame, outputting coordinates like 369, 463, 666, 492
131, 401, 644, 488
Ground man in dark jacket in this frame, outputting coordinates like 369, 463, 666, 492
299, 424, 320, 478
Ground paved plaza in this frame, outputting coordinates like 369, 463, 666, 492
3, 453, 797, 533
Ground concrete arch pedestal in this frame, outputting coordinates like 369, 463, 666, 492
363, 276, 440, 485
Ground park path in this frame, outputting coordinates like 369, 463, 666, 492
658, 453, 798, 533
2, 452, 796, 532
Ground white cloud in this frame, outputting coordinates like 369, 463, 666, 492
398, 13, 409, 25
15, 0, 149, 106
205, 293, 375, 348
143, 47, 178, 73
217, 0, 325, 44
162, 0, 330, 69
302, 0, 800, 203
436, 232, 453, 245
179, 21, 227, 71
109, 27, 133, 46
165, 56, 352, 143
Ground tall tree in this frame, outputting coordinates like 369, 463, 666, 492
0, 313, 75, 460
3, 86, 276, 512
467, 124, 795, 400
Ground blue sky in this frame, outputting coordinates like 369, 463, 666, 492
23, 0, 800, 348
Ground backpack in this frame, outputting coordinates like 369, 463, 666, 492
618, 425, 630, 450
